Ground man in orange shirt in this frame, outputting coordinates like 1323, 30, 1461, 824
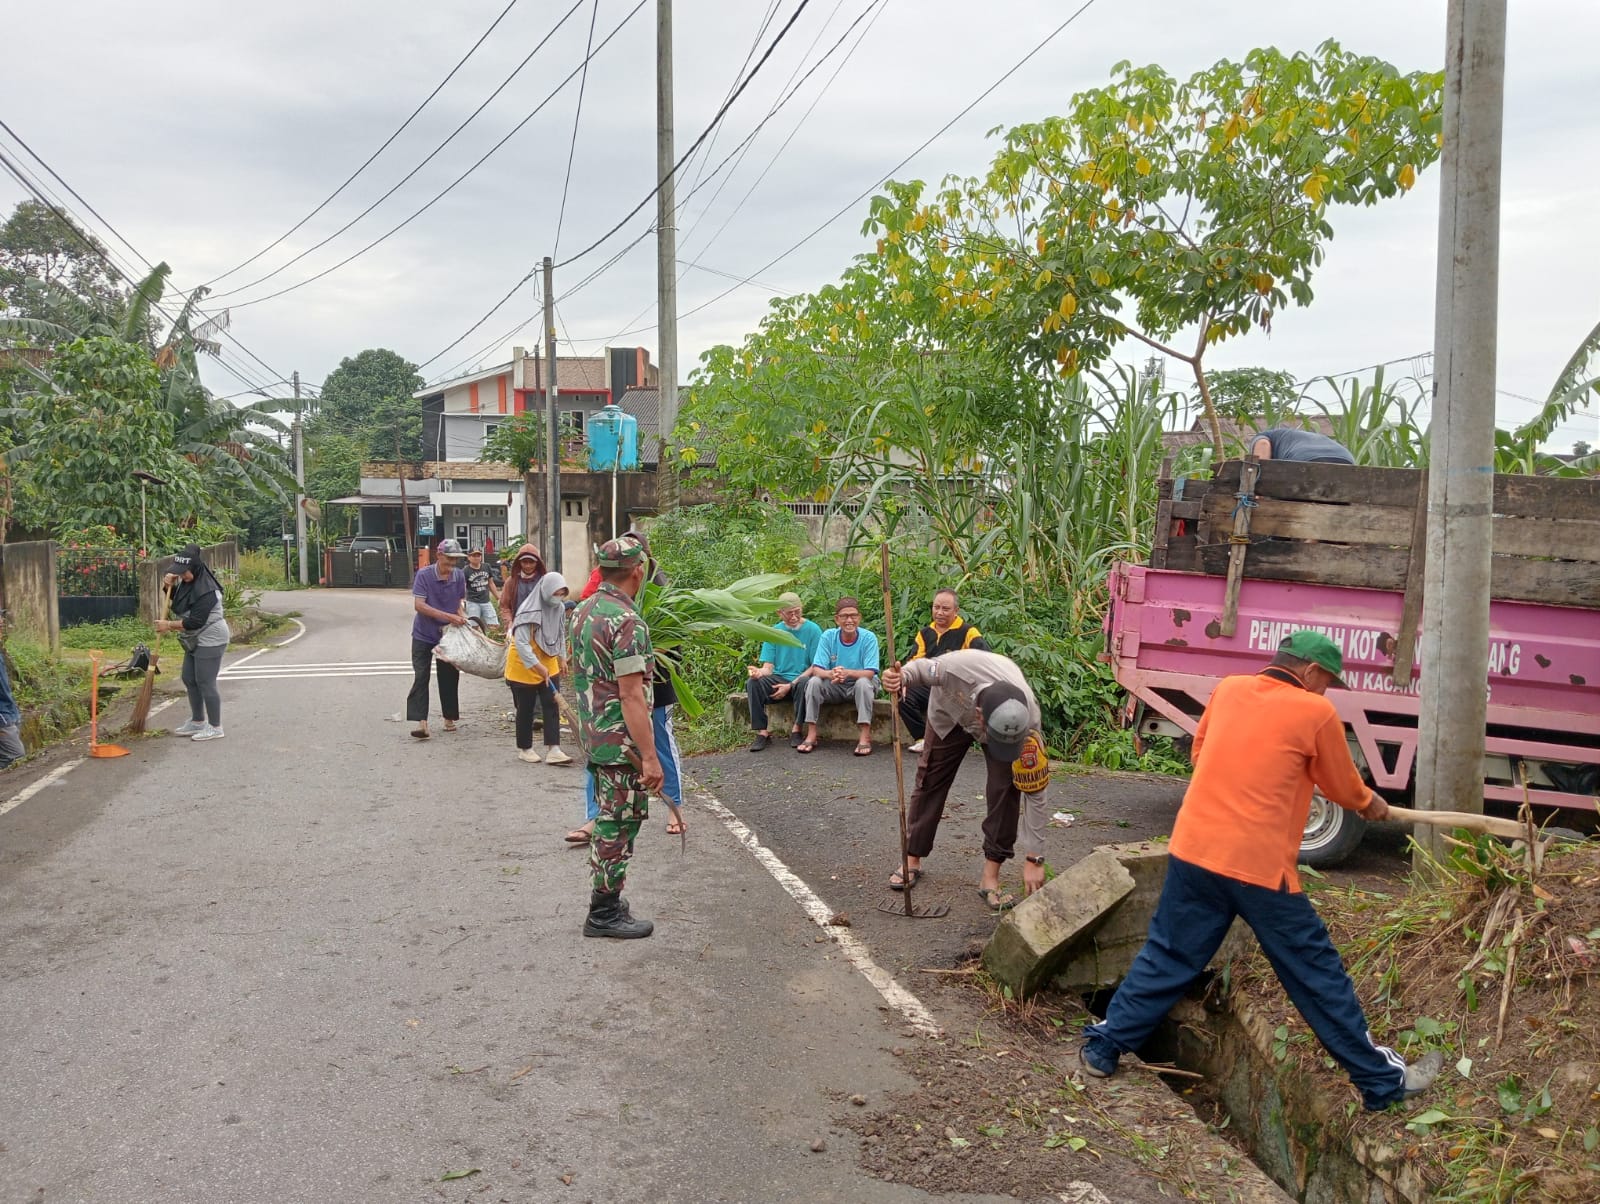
1079, 631, 1444, 1112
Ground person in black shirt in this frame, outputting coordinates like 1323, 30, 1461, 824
462, 548, 502, 629
900, 588, 988, 753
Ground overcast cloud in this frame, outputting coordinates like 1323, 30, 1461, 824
4, 0, 1596, 446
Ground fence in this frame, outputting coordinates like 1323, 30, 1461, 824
139, 542, 239, 620
57, 546, 141, 627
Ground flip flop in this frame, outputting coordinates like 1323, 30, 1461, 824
666, 818, 687, 836
442, 721, 461, 732
853, 743, 873, 757
888, 867, 922, 892
977, 886, 1018, 912
796, 741, 817, 754
410, 727, 430, 740
564, 827, 592, 845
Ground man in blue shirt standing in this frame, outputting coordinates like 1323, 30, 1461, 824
746, 591, 823, 751
795, 596, 880, 756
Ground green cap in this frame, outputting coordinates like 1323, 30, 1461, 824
776, 591, 803, 610
1280, 630, 1347, 687
596, 538, 647, 570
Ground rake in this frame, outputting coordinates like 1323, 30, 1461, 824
876, 542, 948, 919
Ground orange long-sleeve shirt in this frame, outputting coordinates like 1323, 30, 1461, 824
1168, 672, 1372, 893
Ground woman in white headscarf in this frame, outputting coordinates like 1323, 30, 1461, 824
504, 571, 572, 765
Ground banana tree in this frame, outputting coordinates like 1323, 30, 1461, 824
636, 572, 802, 717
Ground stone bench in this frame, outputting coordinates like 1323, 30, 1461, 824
724, 691, 897, 744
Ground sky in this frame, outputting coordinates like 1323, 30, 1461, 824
3, 0, 1596, 449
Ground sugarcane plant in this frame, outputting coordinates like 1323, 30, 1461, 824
635, 572, 802, 718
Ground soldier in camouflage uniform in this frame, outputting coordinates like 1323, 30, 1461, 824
570, 538, 663, 939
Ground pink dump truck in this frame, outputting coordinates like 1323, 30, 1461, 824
1105, 459, 1600, 865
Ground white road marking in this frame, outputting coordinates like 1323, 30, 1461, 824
221, 669, 412, 681
694, 786, 943, 1038
1, 758, 85, 818
224, 617, 307, 673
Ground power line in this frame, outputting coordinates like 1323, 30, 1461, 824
207, 0, 588, 305
0, 144, 290, 401
200, 0, 527, 289
592, 0, 1104, 345
552, 0, 601, 259
0, 124, 298, 392
211, 0, 646, 314
676, 0, 785, 209
554, 0, 815, 269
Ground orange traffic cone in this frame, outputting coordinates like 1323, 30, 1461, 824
88, 650, 130, 758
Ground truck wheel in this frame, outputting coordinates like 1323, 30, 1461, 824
1299, 793, 1367, 867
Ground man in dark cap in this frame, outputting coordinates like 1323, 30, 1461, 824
569, 537, 663, 939
1078, 631, 1445, 1113
882, 648, 1052, 911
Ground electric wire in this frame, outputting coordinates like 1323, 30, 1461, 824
0, 121, 292, 391
551, 0, 601, 259
553, 0, 814, 270
199, 0, 526, 288
676, 0, 784, 207
206, 0, 590, 305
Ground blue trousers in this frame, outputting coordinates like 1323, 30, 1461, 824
1083, 854, 1408, 1111
586, 705, 683, 822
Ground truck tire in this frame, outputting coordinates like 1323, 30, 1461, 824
1299, 793, 1367, 867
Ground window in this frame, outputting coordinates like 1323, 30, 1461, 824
484, 423, 499, 438
563, 498, 587, 519
561, 410, 585, 436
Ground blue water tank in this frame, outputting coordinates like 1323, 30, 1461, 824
586, 403, 640, 472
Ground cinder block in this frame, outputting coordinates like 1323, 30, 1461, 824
1051, 841, 1173, 993
983, 848, 1137, 998
723, 692, 897, 744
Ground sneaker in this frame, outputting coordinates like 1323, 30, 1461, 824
544, 747, 573, 766
1077, 1046, 1114, 1079
518, 748, 542, 764
749, 733, 772, 752
1402, 1050, 1445, 1098
172, 719, 205, 736
909, 738, 925, 754
191, 725, 225, 742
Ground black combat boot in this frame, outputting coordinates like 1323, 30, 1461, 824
583, 890, 653, 939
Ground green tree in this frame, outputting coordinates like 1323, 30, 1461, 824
867, 41, 1444, 457
312, 349, 423, 453
0, 200, 126, 327
20, 336, 204, 541
479, 411, 546, 473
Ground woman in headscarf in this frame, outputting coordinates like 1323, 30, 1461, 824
505, 571, 572, 765
155, 542, 230, 741
497, 544, 545, 627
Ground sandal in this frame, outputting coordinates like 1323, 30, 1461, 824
666, 817, 687, 836
977, 886, 1018, 912
442, 720, 460, 733
411, 726, 430, 739
796, 741, 817, 754
888, 867, 922, 892
564, 825, 593, 845
853, 743, 873, 757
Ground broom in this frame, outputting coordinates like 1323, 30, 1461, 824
126, 583, 170, 734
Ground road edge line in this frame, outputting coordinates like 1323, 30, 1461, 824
1, 757, 87, 819
693, 785, 943, 1038
225, 616, 308, 673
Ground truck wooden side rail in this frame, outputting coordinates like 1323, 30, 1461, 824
1106, 459, 1600, 864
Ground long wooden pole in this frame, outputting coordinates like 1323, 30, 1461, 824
880, 543, 913, 916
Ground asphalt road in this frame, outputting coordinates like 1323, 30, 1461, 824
0, 589, 1025, 1204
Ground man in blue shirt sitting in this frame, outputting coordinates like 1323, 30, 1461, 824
746, 591, 823, 751
795, 596, 880, 756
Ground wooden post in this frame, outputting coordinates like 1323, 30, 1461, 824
1391, 469, 1429, 686
1218, 458, 1260, 637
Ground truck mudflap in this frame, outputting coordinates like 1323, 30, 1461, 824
1105, 562, 1600, 814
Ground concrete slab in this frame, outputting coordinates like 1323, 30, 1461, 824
725, 692, 897, 743
1052, 841, 1173, 993
982, 848, 1136, 997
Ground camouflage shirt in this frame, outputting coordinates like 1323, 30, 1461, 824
571, 581, 655, 767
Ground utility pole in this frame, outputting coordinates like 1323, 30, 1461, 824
292, 370, 308, 586
655, 0, 680, 510
1413, 0, 1506, 868
543, 256, 562, 573
396, 425, 415, 572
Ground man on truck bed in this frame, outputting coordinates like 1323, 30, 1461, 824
1251, 426, 1355, 464
1079, 630, 1445, 1112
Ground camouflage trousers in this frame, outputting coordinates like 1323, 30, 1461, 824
589, 764, 649, 894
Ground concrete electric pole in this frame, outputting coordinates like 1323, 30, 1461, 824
1413, 0, 1506, 867
655, 0, 680, 510
543, 256, 562, 573
293, 370, 308, 586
